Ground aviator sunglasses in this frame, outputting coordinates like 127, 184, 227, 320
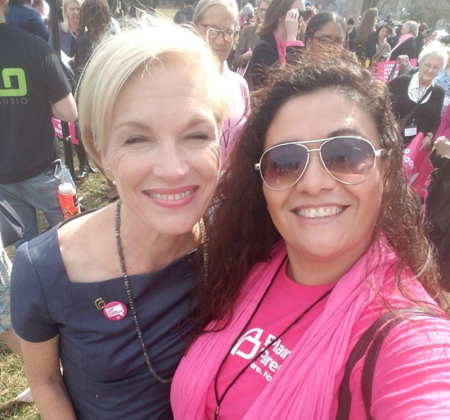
255, 136, 385, 191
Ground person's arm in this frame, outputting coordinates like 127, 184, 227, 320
434, 137, 450, 159
30, 9, 49, 41
436, 106, 450, 138
10, 242, 77, 420
234, 26, 252, 68
51, 93, 77, 122
397, 55, 413, 75
22, 336, 77, 420
371, 317, 450, 419
387, 76, 403, 113
428, 90, 445, 136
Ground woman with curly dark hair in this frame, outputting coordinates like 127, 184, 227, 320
171, 48, 450, 419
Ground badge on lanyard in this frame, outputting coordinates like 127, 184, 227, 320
405, 118, 418, 137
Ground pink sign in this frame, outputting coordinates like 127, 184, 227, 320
51, 119, 80, 145
402, 132, 432, 200
375, 59, 417, 83
52, 118, 63, 138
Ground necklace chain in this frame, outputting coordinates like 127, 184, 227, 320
212, 256, 333, 419
114, 200, 209, 384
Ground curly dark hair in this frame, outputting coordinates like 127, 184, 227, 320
79, 0, 111, 39
193, 47, 447, 335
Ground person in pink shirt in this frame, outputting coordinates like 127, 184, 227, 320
193, 0, 250, 170
436, 104, 450, 140
171, 48, 450, 420
250, 0, 307, 89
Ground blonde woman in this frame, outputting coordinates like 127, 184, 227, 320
11, 20, 229, 420
49, 0, 82, 57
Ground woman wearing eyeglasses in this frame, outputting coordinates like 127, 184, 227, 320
171, 49, 450, 419
304, 12, 345, 51
389, 41, 446, 146
193, 0, 249, 170
233, 0, 270, 91
250, 0, 309, 90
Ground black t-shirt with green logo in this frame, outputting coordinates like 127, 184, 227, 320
0, 23, 71, 184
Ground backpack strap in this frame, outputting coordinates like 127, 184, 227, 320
336, 307, 440, 420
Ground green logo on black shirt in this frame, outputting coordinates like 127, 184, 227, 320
0, 68, 27, 97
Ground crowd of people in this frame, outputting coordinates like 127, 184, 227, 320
1, 0, 450, 418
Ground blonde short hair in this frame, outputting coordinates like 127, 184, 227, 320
61, 0, 82, 33
193, 0, 239, 27
78, 18, 230, 166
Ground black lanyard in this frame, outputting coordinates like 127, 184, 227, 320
212, 255, 333, 419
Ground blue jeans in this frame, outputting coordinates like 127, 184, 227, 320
0, 165, 75, 248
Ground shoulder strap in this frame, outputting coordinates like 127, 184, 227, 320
398, 85, 433, 132
336, 307, 440, 420
335, 311, 398, 420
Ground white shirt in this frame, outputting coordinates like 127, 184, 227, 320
408, 72, 433, 104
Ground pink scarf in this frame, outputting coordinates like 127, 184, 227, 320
273, 31, 287, 64
388, 33, 414, 61
171, 239, 399, 419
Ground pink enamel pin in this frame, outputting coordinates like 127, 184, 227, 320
103, 301, 127, 321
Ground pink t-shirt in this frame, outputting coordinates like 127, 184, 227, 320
220, 62, 249, 170
204, 262, 450, 419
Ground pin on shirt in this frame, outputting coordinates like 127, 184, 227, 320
95, 298, 128, 321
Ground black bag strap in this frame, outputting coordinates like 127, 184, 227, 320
336, 307, 440, 420
386, 61, 398, 83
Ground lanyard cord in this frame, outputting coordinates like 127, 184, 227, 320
212, 255, 333, 419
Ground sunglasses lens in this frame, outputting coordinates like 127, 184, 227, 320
321, 137, 376, 183
261, 144, 308, 190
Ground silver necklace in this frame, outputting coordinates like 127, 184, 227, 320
114, 200, 208, 384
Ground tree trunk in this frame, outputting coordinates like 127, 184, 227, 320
361, 0, 380, 16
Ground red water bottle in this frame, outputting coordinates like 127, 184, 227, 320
58, 182, 80, 220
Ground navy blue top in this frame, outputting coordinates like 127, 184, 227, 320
49, 23, 75, 57
11, 226, 197, 420
5, 5, 49, 41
